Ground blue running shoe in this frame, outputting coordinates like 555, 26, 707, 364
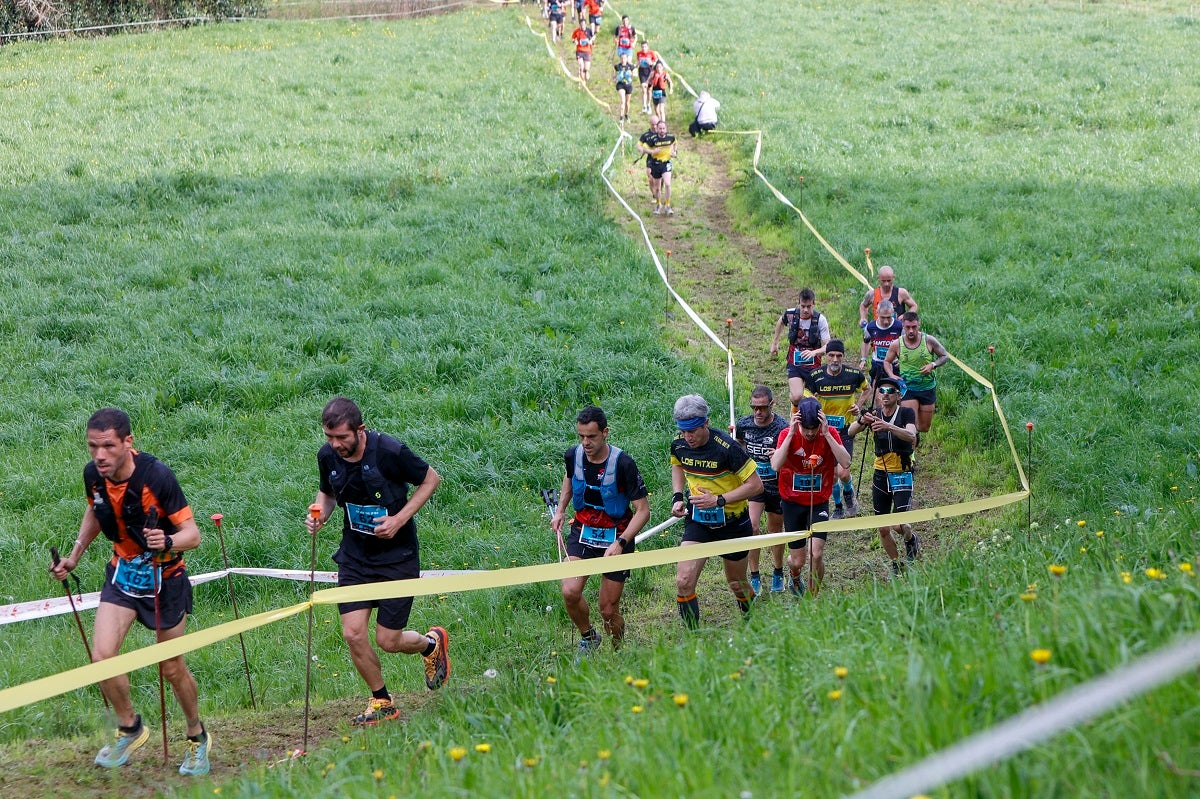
95, 721, 150, 768
750, 574, 762, 595
179, 730, 212, 776
770, 572, 784, 593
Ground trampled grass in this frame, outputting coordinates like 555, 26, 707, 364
1, 2, 1198, 797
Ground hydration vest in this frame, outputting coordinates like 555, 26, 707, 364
325, 431, 405, 513
787, 310, 823, 348
84, 452, 159, 548
570, 445, 629, 520
873, 409, 914, 471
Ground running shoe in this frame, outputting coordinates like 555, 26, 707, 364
574, 635, 601, 665
666, 207, 674, 216
179, 730, 213, 776
831, 505, 845, 521
353, 697, 400, 726
770, 572, 785, 593
845, 495, 859, 517
905, 534, 920, 562
94, 721, 150, 768
653, 205, 662, 215
750, 574, 762, 595
423, 627, 451, 690
789, 576, 806, 597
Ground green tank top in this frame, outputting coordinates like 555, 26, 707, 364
898, 333, 936, 391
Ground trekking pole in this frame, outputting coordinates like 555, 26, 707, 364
302, 503, 322, 755
146, 506, 169, 766
211, 513, 256, 708
541, 489, 568, 562
988, 345, 997, 444
857, 377, 879, 489
807, 455, 819, 595
49, 545, 108, 709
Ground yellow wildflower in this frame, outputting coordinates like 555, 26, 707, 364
1030, 649, 1052, 665
449, 747, 467, 762
1077, 520, 1087, 528
373, 769, 384, 780
523, 756, 541, 768
546, 676, 557, 684
631, 705, 644, 713
597, 749, 611, 761
673, 693, 689, 707
1145, 568, 1167, 580
624, 675, 634, 685
1180, 563, 1193, 574
475, 743, 491, 754
1120, 572, 1132, 584
1019, 592, 1037, 602
632, 678, 649, 689
827, 689, 843, 700
1095, 531, 1104, 538
1049, 564, 1067, 577
834, 666, 849, 679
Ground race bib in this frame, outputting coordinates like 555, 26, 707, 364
652, 88, 664, 99
346, 502, 387, 536
792, 350, 815, 367
887, 472, 914, 491
691, 505, 726, 526
112, 552, 158, 597
874, 345, 889, 361
826, 415, 846, 430
755, 460, 777, 479
580, 524, 617, 548
792, 473, 823, 493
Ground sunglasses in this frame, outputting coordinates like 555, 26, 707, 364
878, 386, 899, 395
750, 404, 772, 411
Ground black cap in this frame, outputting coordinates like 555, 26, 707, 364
826, 339, 844, 354
876, 375, 902, 390
798, 398, 822, 429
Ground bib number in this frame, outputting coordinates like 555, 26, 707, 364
874, 345, 889, 361
112, 552, 158, 597
887, 472, 914, 491
792, 349, 815, 367
346, 503, 387, 536
691, 505, 726, 526
826, 415, 845, 430
792, 473, 823, 493
579, 524, 617, 548
755, 460, 777, 479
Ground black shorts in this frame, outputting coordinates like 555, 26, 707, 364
648, 159, 671, 179
681, 512, 752, 561
781, 500, 830, 548
749, 489, 782, 515
786, 362, 818, 381
550, 12, 563, 22
638, 66, 652, 83
652, 93, 665, 107
335, 555, 420, 630
616, 81, 632, 94
577, 51, 591, 63
565, 522, 632, 583
903, 386, 936, 406
100, 561, 193, 631
872, 469, 913, 517
589, 13, 602, 25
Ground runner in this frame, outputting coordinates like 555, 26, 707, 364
637, 117, 677, 215
670, 394, 764, 628
859, 265, 918, 327
734, 386, 789, 594
571, 20, 593, 84
803, 339, 870, 519
768, 288, 831, 410
770, 398, 850, 596
545, 0, 565, 43
612, 52, 635, 123
550, 406, 651, 659
635, 40, 659, 114
583, 0, 603, 37
614, 14, 636, 60
49, 408, 212, 775
884, 311, 949, 436
861, 300, 903, 381
846, 376, 919, 577
646, 60, 673, 121
305, 397, 449, 726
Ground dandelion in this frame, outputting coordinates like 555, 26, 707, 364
547, 676, 557, 684
632, 678, 649, 689
598, 749, 611, 761
523, 756, 541, 768
475, 743, 491, 754
631, 705, 644, 713
1181, 563, 1194, 574
834, 666, 849, 679
624, 675, 634, 685
1080, 547, 1087, 554
1019, 592, 1037, 602
1030, 649, 1052, 665
1077, 520, 1087, 528
728, 671, 743, 680
341, 736, 350, 743
827, 689, 843, 700
1145, 568, 1167, 580
673, 693, 689, 707
1170, 486, 1178, 491
599, 773, 612, 786
1120, 571, 1132, 584
449, 747, 467, 762
373, 769, 384, 780
1049, 564, 1067, 577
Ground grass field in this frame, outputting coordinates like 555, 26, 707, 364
1, 1, 1198, 797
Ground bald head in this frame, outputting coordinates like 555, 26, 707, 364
649, 114, 660, 127
878, 265, 895, 283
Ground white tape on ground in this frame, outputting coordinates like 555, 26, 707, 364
844, 632, 1200, 799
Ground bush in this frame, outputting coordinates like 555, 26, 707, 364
0, 0, 265, 38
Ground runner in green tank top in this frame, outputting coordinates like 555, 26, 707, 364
884, 311, 949, 436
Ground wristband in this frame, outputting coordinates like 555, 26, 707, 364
163, 534, 174, 552
672, 491, 686, 506
618, 537, 632, 551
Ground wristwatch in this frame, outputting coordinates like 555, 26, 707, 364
716, 495, 726, 508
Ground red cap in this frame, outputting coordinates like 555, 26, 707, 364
1026, 422, 1034, 431
309, 504, 323, 518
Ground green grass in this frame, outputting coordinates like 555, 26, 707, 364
1, 2, 1198, 797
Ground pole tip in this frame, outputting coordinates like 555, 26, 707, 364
988, 345, 995, 354
665, 250, 671, 257
864, 247, 870, 255
1026, 422, 1034, 431
211, 513, 223, 524
725, 317, 733, 326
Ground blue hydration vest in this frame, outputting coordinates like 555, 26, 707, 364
570, 445, 629, 520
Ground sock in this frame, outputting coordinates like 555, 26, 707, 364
677, 594, 700, 628
773, 567, 784, 577
582, 627, 600, 642
188, 724, 208, 744
750, 570, 761, 580
372, 685, 391, 701
831, 482, 843, 506
422, 636, 436, 657
119, 714, 143, 735
734, 586, 754, 614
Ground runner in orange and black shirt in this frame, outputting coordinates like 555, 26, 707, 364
571, 21, 594, 83
50, 408, 211, 775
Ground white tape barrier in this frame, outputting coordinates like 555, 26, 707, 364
0, 567, 478, 626
845, 631, 1200, 799
598, 134, 737, 431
